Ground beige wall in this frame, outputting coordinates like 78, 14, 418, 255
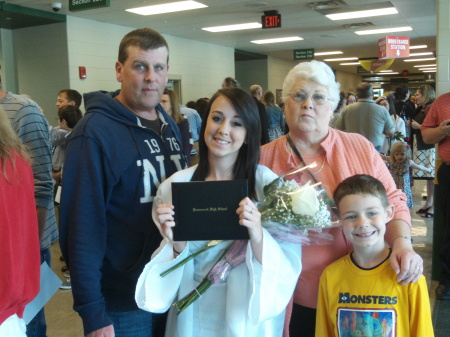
267, 56, 297, 95
335, 70, 361, 94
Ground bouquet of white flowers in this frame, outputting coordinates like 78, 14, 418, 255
258, 165, 338, 245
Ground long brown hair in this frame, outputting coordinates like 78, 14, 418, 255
192, 88, 260, 200
263, 90, 276, 106
0, 107, 30, 180
163, 89, 185, 124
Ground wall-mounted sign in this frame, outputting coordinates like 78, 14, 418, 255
359, 58, 394, 72
294, 48, 314, 60
425, 73, 435, 81
390, 77, 409, 84
378, 36, 410, 59
69, 0, 110, 12
262, 10, 281, 29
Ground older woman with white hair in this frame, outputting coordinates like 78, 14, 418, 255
260, 60, 422, 337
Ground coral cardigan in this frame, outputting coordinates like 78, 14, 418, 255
260, 128, 410, 308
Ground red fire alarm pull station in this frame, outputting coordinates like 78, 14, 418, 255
262, 10, 281, 29
79, 66, 87, 79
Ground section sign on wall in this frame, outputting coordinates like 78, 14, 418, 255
378, 36, 410, 59
293, 49, 314, 60
69, 0, 110, 12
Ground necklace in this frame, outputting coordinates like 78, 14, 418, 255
290, 148, 327, 175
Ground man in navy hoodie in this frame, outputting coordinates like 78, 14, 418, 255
59, 28, 186, 337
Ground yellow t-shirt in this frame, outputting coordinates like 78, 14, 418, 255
316, 254, 434, 337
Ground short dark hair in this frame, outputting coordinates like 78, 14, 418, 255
334, 174, 389, 210
58, 89, 82, 108
118, 28, 169, 64
195, 98, 209, 119
192, 88, 261, 200
223, 77, 238, 88
356, 82, 373, 99
186, 100, 196, 110
394, 86, 409, 100
58, 105, 83, 129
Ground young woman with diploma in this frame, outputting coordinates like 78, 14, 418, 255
135, 87, 302, 337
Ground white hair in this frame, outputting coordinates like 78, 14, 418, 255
282, 60, 340, 111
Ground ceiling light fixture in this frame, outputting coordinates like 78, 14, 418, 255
413, 64, 436, 67
324, 57, 358, 61
314, 51, 343, 56
126, 1, 207, 15
202, 22, 262, 32
340, 62, 360, 65
404, 58, 436, 62
355, 26, 412, 35
419, 68, 436, 71
379, 70, 393, 72
423, 70, 436, 73
409, 52, 434, 57
251, 36, 303, 44
326, 7, 398, 20
409, 45, 427, 49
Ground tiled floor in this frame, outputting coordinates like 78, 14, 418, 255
44, 180, 442, 336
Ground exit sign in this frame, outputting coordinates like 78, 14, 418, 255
262, 11, 281, 29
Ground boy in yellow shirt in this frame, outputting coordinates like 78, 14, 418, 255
316, 174, 434, 337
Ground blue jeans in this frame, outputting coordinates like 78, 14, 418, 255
26, 248, 50, 337
107, 310, 153, 337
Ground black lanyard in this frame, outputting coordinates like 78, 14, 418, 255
286, 133, 320, 185
286, 134, 337, 213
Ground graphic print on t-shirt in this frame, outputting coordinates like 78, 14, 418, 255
337, 307, 396, 337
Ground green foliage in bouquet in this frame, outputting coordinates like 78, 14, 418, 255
259, 177, 332, 229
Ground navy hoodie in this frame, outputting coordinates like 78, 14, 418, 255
59, 90, 186, 335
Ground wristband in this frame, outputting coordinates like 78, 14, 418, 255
173, 246, 182, 255
393, 235, 413, 244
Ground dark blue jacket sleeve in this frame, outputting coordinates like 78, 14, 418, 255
59, 134, 113, 335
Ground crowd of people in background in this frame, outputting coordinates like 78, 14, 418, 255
1, 25, 449, 337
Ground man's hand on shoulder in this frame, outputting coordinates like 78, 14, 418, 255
86, 325, 114, 337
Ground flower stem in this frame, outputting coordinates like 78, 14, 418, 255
160, 244, 214, 277
174, 279, 212, 314
172, 244, 232, 314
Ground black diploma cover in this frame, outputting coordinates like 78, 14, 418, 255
172, 180, 249, 241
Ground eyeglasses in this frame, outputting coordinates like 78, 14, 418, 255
288, 92, 334, 105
